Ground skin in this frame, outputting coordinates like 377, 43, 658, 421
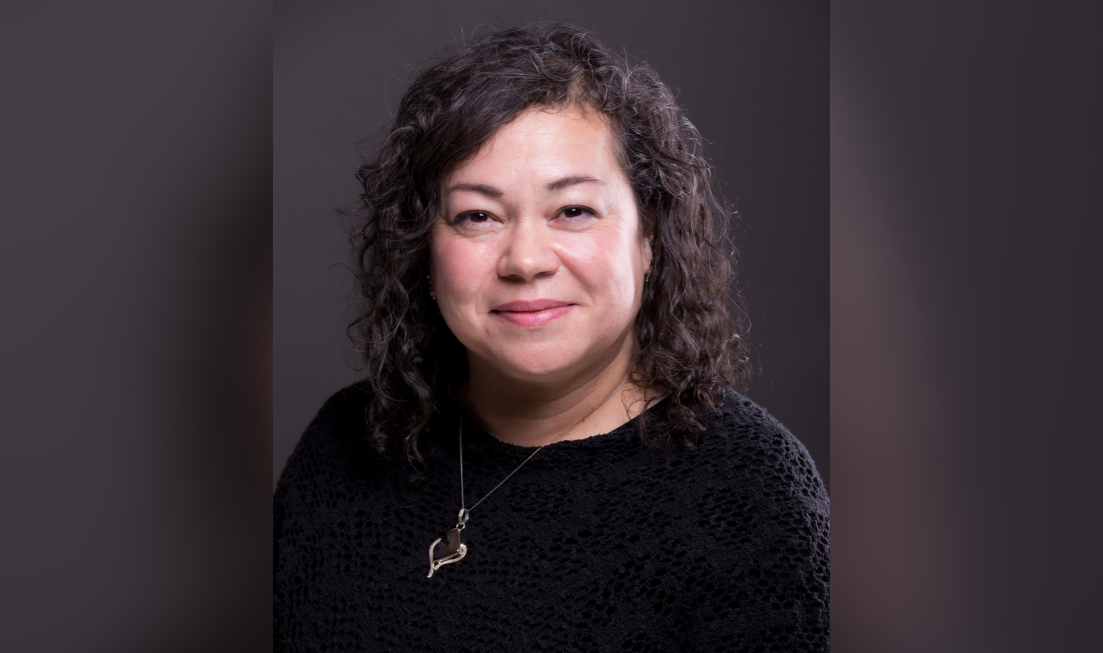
429, 104, 652, 447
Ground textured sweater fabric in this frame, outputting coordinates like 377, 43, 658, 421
274, 385, 830, 652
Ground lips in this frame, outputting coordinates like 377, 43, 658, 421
491, 299, 574, 327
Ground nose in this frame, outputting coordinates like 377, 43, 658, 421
496, 218, 559, 282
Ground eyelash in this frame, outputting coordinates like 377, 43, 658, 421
557, 205, 597, 220
454, 211, 494, 224
453, 206, 597, 224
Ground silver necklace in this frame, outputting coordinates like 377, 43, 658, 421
427, 379, 628, 578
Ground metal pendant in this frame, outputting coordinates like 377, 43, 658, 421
427, 509, 469, 578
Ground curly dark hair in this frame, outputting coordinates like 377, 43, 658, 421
350, 23, 751, 463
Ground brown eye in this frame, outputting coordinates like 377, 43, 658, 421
559, 206, 595, 219
456, 211, 493, 224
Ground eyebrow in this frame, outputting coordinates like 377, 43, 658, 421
444, 182, 503, 198
444, 175, 604, 198
546, 175, 604, 192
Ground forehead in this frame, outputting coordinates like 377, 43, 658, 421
444, 105, 624, 185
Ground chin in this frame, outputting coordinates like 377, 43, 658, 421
499, 356, 576, 381
485, 345, 585, 382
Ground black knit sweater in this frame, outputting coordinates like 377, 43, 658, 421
274, 385, 830, 651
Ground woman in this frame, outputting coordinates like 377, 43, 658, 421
274, 23, 829, 651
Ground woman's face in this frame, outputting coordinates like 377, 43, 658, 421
429, 104, 651, 387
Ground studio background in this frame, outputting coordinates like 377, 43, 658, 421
274, 0, 829, 491
5, 1, 1099, 651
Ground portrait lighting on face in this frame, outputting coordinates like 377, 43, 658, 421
430, 104, 651, 390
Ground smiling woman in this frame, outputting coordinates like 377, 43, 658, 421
432, 106, 653, 442
274, 23, 829, 652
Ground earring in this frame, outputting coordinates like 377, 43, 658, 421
428, 275, 436, 301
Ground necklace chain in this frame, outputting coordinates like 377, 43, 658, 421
428, 378, 631, 577
459, 378, 629, 515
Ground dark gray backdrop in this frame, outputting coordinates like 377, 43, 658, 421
6, 1, 1099, 650
274, 0, 829, 490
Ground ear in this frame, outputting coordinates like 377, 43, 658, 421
640, 220, 654, 274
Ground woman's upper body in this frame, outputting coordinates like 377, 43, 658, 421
274, 384, 829, 652
275, 22, 828, 651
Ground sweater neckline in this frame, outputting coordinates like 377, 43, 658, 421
434, 397, 671, 460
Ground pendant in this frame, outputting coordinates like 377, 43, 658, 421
427, 509, 469, 578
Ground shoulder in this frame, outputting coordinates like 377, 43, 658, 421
682, 392, 830, 647
303, 381, 373, 443
274, 383, 375, 508
273, 383, 384, 645
693, 391, 829, 517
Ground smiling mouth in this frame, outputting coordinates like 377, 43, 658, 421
491, 301, 574, 327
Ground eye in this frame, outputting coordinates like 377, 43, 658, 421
557, 205, 597, 220
454, 210, 495, 225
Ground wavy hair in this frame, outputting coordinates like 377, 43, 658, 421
350, 23, 751, 463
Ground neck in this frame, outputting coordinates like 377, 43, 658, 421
463, 345, 649, 448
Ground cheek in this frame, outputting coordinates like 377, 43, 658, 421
430, 237, 488, 308
571, 232, 644, 305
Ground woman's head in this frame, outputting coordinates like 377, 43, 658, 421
352, 23, 751, 460
431, 103, 650, 392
